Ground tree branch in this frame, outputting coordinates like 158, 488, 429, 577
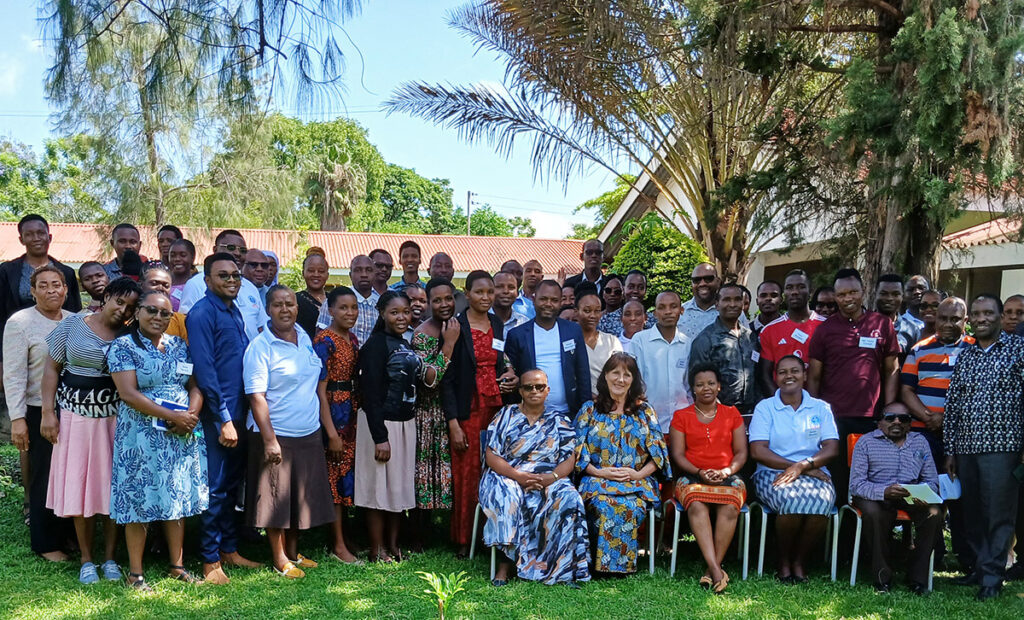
785, 24, 883, 33
838, 0, 904, 20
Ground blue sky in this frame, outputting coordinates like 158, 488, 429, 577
0, 1, 617, 237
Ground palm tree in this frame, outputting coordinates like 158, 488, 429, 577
385, 0, 841, 279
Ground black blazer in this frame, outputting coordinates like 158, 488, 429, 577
0, 255, 81, 360
440, 311, 510, 422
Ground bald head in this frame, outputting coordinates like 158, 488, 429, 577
349, 254, 374, 295
429, 252, 455, 281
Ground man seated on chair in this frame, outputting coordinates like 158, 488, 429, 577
849, 402, 943, 595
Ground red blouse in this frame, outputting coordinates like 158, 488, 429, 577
670, 403, 743, 470
470, 327, 503, 411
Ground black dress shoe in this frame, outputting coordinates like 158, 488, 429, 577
873, 581, 891, 593
1006, 562, 1024, 581
976, 585, 1001, 601
955, 572, 980, 586
908, 582, 928, 596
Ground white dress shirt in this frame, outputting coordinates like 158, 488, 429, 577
629, 325, 692, 433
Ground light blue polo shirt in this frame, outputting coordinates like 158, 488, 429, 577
748, 389, 839, 474
243, 324, 323, 438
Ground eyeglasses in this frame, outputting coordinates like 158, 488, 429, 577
881, 413, 912, 424
691, 275, 716, 285
245, 261, 270, 269
217, 243, 247, 254
520, 383, 548, 392
139, 305, 173, 319
215, 272, 242, 281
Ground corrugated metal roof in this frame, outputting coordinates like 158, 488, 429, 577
0, 223, 584, 274
942, 217, 1021, 249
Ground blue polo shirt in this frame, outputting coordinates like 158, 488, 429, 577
185, 290, 250, 426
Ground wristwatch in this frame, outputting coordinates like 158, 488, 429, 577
804, 457, 815, 468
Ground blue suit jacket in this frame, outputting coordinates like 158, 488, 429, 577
505, 318, 590, 416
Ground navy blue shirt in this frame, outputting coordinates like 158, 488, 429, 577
185, 290, 250, 426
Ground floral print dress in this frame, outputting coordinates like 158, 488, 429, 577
412, 331, 452, 509
479, 404, 590, 584
574, 401, 670, 573
313, 328, 359, 506
107, 333, 208, 524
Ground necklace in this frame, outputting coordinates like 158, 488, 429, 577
694, 403, 717, 419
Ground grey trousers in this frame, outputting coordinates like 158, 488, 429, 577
956, 452, 1021, 586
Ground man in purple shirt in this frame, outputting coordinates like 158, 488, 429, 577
808, 267, 901, 505
850, 402, 942, 595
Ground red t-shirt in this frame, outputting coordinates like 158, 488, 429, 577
807, 310, 900, 419
759, 313, 827, 362
670, 403, 744, 470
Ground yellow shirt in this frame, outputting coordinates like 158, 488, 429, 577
166, 312, 188, 343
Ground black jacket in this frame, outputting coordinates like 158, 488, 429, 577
441, 311, 510, 422
0, 255, 81, 361
357, 330, 420, 444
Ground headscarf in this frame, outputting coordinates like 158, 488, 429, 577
262, 250, 280, 286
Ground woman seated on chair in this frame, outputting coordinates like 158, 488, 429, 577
479, 368, 590, 587
748, 354, 839, 584
574, 353, 670, 575
669, 362, 748, 593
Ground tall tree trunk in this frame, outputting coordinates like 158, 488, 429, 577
138, 85, 165, 226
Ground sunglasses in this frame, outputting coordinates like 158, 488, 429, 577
520, 383, 548, 392
691, 275, 716, 285
815, 302, 839, 310
245, 261, 271, 269
604, 287, 623, 295
139, 305, 173, 319
217, 243, 248, 254
374, 262, 394, 270
919, 302, 940, 311
881, 413, 912, 424
215, 272, 242, 281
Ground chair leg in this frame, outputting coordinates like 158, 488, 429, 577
469, 504, 480, 560
741, 510, 749, 581
670, 508, 682, 578
849, 514, 862, 587
927, 549, 934, 592
757, 507, 768, 577
830, 512, 840, 582
649, 508, 656, 576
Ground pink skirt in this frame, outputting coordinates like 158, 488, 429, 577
47, 409, 116, 518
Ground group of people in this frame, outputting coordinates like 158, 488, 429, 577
2, 218, 1022, 602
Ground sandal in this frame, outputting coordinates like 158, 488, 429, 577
127, 573, 154, 592
273, 562, 305, 579
169, 565, 200, 583
713, 570, 729, 594
328, 552, 364, 566
698, 575, 713, 590
491, 579, 508, 587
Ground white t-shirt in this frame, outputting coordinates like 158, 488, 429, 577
243, 325, 322, 438
178, 272, 265, 342
748, 389, 839, 474
534, 322, 567, 413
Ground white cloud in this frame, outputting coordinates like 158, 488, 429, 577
527, 209, 590, 239
0, 53, 24, 96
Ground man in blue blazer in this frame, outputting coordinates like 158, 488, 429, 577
505, 279, 590, 417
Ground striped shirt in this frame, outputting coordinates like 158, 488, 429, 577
351, 288, 380, 348
849, 429, 938, 502
900, 334, 975, 423
46, 313, 112, 377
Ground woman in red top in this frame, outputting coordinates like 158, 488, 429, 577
669, 362, 748, 593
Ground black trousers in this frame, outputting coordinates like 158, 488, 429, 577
25, 405, 72, 554
852, 497, 943, 585
912, 428, 972, 567
957, 452, 1020, 586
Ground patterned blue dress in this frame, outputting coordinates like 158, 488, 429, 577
107, 333, 209, 524
479, 404, 590, 584
574, 401, 671, 573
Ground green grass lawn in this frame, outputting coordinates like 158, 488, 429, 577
0, 445, 1021, 619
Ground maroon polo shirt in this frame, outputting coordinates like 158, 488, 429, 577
807, 309, 900, 419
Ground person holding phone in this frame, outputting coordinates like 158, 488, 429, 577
108, 291, 207, 591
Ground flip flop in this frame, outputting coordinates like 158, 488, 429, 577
699, 575, 713, 590
127, 573, 153, 592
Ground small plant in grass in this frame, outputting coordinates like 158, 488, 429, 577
416, 570, 469, 620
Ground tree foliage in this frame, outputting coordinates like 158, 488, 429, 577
610, 214, 707, 307
384, 1, 837, 279
0, 137, 106, 223
569, 173, 636, 239
44, 0, 364, 114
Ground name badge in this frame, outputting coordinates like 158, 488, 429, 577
806, 425, 821, 439
858, 336, 878, 349
176, 362, 194, 375
948, 352, 959, 366
751, 350, 760, 363
492, 338, 505, 352
170, 288, 183, 299
675, 358, 688, 369
791, 328, 809, 344
562, 339, 576, 353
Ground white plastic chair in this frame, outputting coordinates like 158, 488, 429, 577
751, 501, 840, 581
668, 499, 750, 580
